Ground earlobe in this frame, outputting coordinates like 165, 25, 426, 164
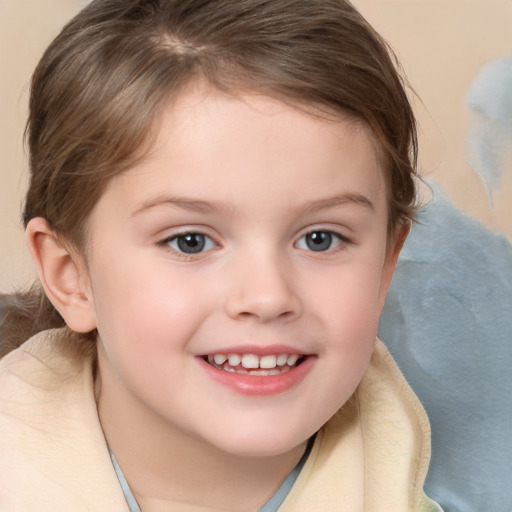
26, 217, 97, 333
378, 220, 411, 311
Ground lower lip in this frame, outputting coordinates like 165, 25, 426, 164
197, 356, 315, 396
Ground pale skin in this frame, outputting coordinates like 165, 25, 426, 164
27, 83, 409, 511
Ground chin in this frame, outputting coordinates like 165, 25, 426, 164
206, 426, 313, 459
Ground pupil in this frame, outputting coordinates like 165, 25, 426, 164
177, 234, 205, 254
306, 231, 331, 251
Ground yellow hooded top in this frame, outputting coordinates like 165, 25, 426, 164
0, 329, 441, 511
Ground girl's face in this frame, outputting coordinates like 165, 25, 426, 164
83, 85, 403, 457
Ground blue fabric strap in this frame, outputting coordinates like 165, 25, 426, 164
110, 450, 142, 512
110, 437, 313, 512
259, 438, 313, 511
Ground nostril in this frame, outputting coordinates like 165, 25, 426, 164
235, 309, 297, 323
224, 281, 302, 322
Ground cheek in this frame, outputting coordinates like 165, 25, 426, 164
89, 253, 213, 356
314, 262, 384, 331
309, 261, 383, 385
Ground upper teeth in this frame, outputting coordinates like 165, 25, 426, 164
209, 353, 301, 370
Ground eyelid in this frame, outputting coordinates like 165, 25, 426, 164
294, 228, 351, 252
157, 228, 220, 258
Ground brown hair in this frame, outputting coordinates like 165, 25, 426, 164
1, 0, 418, 356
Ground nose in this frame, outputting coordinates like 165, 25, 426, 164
223, 251, 302, 323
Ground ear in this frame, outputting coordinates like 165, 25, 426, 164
378, 220, 411, 312
26, 217, 97, 333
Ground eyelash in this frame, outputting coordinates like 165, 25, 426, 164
158, 228, 350, 259
158, 232, 218, 259
294, 230, 350, 253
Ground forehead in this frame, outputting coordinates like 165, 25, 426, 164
93, 85, 387, 224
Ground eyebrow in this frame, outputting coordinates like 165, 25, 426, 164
300, 193, 375, 215
132, 194, 235, 216
132, 192, 374, 217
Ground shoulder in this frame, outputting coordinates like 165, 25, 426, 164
0, 328, 90, 393
0, 329, 95, 461
279, 339, 443, 511
0, 330, 127, 511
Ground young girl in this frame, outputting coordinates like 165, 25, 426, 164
0, 0, 442, 510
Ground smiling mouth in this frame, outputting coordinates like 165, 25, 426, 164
203, 353, 307, 376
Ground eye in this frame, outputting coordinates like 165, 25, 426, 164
295, 230, 344, 252
165, 232, 216, 254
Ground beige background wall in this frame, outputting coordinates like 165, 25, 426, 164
1, 0, 511, 292
1, 0, 87, 292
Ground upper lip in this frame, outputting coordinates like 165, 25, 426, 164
198, 344, 311, 356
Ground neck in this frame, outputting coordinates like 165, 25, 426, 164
96, 368, 306, 512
